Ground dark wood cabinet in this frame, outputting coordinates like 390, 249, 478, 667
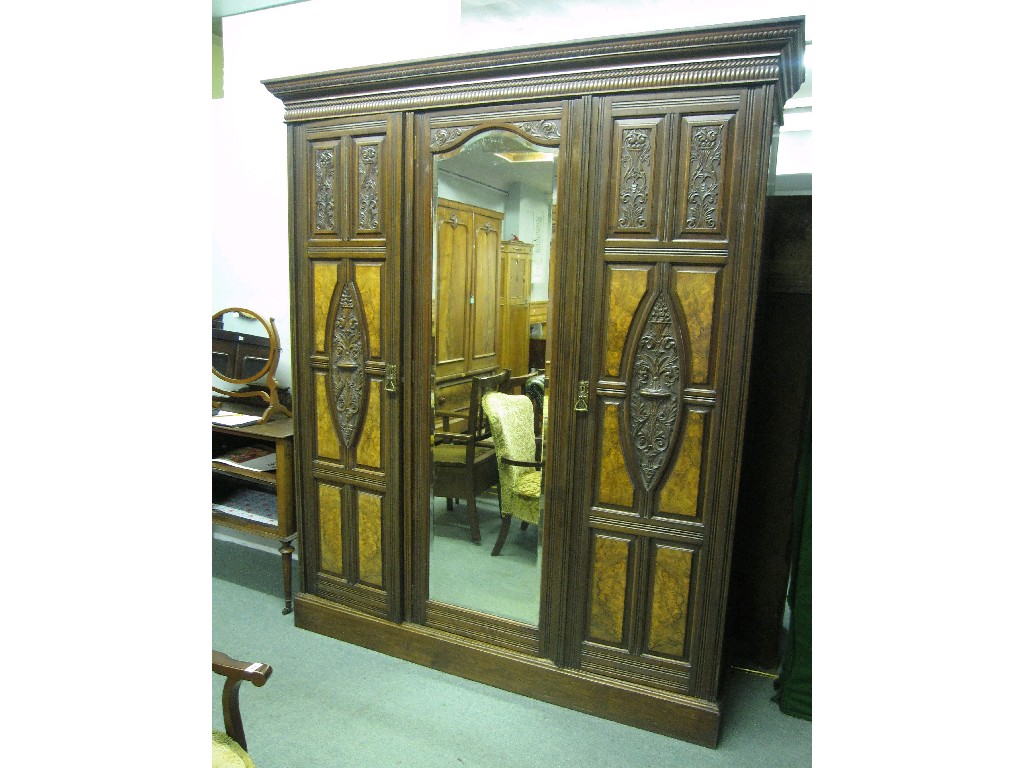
264, 17, 804, 747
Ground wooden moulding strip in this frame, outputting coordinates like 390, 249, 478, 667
294, 593, 721, 747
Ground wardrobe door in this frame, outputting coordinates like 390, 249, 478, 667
292, 114, 402, 620
434, 200, 473, 382
568, 88, 772, 700
434, 200, 502, 382
469, 209, 501, 375
498, 241, 533, 376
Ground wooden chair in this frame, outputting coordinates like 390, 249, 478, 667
213, 650, 272, 768
481, 390, 544, 556
432, 370, 509, 543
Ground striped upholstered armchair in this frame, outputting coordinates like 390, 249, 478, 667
481, 391, 543, 556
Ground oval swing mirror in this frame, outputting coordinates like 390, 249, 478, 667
212, 307, 291, 422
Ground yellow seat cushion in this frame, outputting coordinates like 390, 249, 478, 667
514, 469, 542, 500
432, 444, 493, 465
213, 730, 256, 768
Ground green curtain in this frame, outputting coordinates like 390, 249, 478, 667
776, 414, 811, 720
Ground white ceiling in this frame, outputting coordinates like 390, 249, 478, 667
213, 0, 308, 18
213, 1, 810, 101
213, 0, 811, 192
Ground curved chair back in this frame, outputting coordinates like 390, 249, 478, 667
481, 391, 541, 526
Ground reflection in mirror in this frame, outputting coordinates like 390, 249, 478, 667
429, 129, 558, 626
213, 307, 292, 423
213, 309, 272, 382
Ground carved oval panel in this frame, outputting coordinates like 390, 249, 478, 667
624, 291, 684, 492
329, 281, 368, 450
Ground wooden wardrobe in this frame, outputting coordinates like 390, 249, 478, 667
264, 17, 805, 747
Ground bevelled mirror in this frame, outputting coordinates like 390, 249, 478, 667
427, 125, 559, 627
213, 306, 291, 423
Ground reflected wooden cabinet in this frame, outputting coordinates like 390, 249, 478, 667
264, 17, 804, 748
497, 239, 532, 376
435, 198, 502, 383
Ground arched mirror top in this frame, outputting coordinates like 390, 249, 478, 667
430, 119, 562, 154
433, 127, 560, 218
213, 306, 291, 423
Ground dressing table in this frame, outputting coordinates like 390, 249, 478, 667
212, 307, 296, 614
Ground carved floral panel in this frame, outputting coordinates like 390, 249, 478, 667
314, 147, 336, 233
625, 291, 684, 492
618, 128, 652, 230
512, 119, 561, 142
356, 143, 380, 232
685, 124, 724, 231
330, 281, 368, 450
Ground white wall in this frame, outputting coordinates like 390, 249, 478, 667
214, 0, 813, 382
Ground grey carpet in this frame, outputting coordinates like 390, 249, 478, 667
213, 539, 811, 767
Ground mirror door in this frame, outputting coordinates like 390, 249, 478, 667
412, 108, 564, 643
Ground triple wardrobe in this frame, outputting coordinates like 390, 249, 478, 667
263, 16, 805, 747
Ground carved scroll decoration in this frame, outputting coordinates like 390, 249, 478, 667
315, 148, 336, 231
330, 281, 367, 449
626, 291, 683, 491
512, 119, 561, 141
685, 125, 723, 230
430, 126, 469, 151
430, 120, 561, 153
357, 145, 379, 231
618, 128, 651, 229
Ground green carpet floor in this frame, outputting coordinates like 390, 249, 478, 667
213, 539, 811, 767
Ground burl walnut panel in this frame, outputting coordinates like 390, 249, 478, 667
657, 409, 706, 519
673, 268, 718, 387
318, 482, 344, 575
313, 262, 337, 355
357, 490, 383, 587
647, 543, 695, 658
315, 372, 341, 461
603, 266, 650, 379
587, 532, 632, 646
354, 262, 383, 359
355, 379, 382, 471
597, 402, 634, 510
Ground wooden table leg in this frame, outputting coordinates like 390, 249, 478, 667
279, 533, 297, 615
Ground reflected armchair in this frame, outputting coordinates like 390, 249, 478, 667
481, 391, 543, 556
213, 650, 272, 768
